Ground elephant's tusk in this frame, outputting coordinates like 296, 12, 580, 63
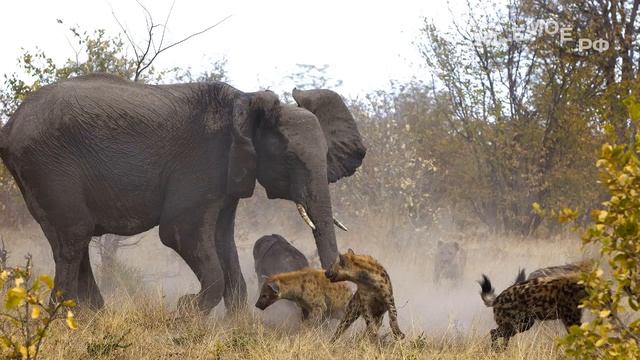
296, 203, 316, 231
333, 217, 349, 232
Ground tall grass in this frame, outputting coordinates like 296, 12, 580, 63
37, 291, 566, 360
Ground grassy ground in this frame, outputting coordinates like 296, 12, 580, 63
37, 293, 567, 360
1, 219, 589, 359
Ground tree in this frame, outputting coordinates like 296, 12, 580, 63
418, 0, 604, 235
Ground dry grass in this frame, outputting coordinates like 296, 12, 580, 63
36, 292, 567, 360
0, 209, 591, 359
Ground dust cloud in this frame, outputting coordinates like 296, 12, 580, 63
0, 194, 590, 338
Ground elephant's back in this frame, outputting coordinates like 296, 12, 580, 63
3, 74, 194, 156
253, 235, 310, 277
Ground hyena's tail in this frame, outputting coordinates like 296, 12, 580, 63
478, 274, 496, 307
514, 268, 526, 285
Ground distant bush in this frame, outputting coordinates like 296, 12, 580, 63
97, 259, 147, 297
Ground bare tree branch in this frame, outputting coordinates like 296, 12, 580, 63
111, 1, 231, 82
134, 14, 232, 80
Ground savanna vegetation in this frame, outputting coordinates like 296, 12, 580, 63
1, 0, 640, 358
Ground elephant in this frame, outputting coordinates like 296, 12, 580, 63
253, 234, 310, 319
253, 234, 309, 287
0, 73, 366, 313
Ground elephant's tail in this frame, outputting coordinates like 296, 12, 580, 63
0, 127, 7, 159
0, 128, 6, 157
478, 274, 496, 307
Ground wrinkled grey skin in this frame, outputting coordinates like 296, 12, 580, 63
253, 234, 309, 285
433, 240, 467, 284
0, 73, 365, 313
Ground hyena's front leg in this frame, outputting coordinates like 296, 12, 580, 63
387, 295, 405, 339
307, 302, 328, 323
331, 294, 361, 342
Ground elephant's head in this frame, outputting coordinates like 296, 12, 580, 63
227, 88, 366, 268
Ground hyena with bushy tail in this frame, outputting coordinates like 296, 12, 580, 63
479, 270, 586, 351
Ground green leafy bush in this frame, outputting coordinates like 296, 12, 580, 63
560, 97, 640, 359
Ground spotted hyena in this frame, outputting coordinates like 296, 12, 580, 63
325, 249, 404, 341
255, 268, 352, 321
479, 271, 586, 351
433, 240, 467, 284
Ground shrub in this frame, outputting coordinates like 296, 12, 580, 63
560, 97, 640, 359
0, 255, 77, 359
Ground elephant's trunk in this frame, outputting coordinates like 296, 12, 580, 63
303, 181, 339, 269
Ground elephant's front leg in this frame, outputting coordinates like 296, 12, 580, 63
214, 197, 247, 312
159, 202, 226, 314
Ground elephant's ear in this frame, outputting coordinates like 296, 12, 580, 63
227, 91, 280, 198
292, 88, 366, 183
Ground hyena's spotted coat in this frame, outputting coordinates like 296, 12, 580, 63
479, 272, 586, 351
255, 268, 352, 321
325, 249, 404, 341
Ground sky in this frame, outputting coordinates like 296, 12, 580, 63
0, 0, 461, 97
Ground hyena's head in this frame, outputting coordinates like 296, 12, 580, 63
255, 278, 281, 310
325, 248, 367, 283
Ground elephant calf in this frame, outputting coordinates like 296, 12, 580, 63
253, 234, 309, 287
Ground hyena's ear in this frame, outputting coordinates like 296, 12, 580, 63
339, 254, 346, 266
347, 248, 355, 256
268, 281, 280, 294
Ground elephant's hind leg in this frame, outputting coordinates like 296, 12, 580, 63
40, 220, 94, 306
159, 206, 225, 314
78, 248, 104, 309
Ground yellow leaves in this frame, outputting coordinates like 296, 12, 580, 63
618, 174, 630, 186
595, 338, 607, 347
38, 274, 53, 289
597, 211, 608, 222
597, 159, 609, 168
558, 208, 578, 223
31, 306, 40, 319
65, 310, 78, 330
18, 344, 36, 358
62, 299, 77, 308
532, 202, 543, 215
5, 287, 26, 309
0, 257, 77, 360
599, 309, 611, 318
602, 144, 613, 158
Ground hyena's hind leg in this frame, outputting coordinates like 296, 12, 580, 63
331, 294, 362, 342
363, 310, 384, 341
490, 324, 516, 352
561, 308, 582, 332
